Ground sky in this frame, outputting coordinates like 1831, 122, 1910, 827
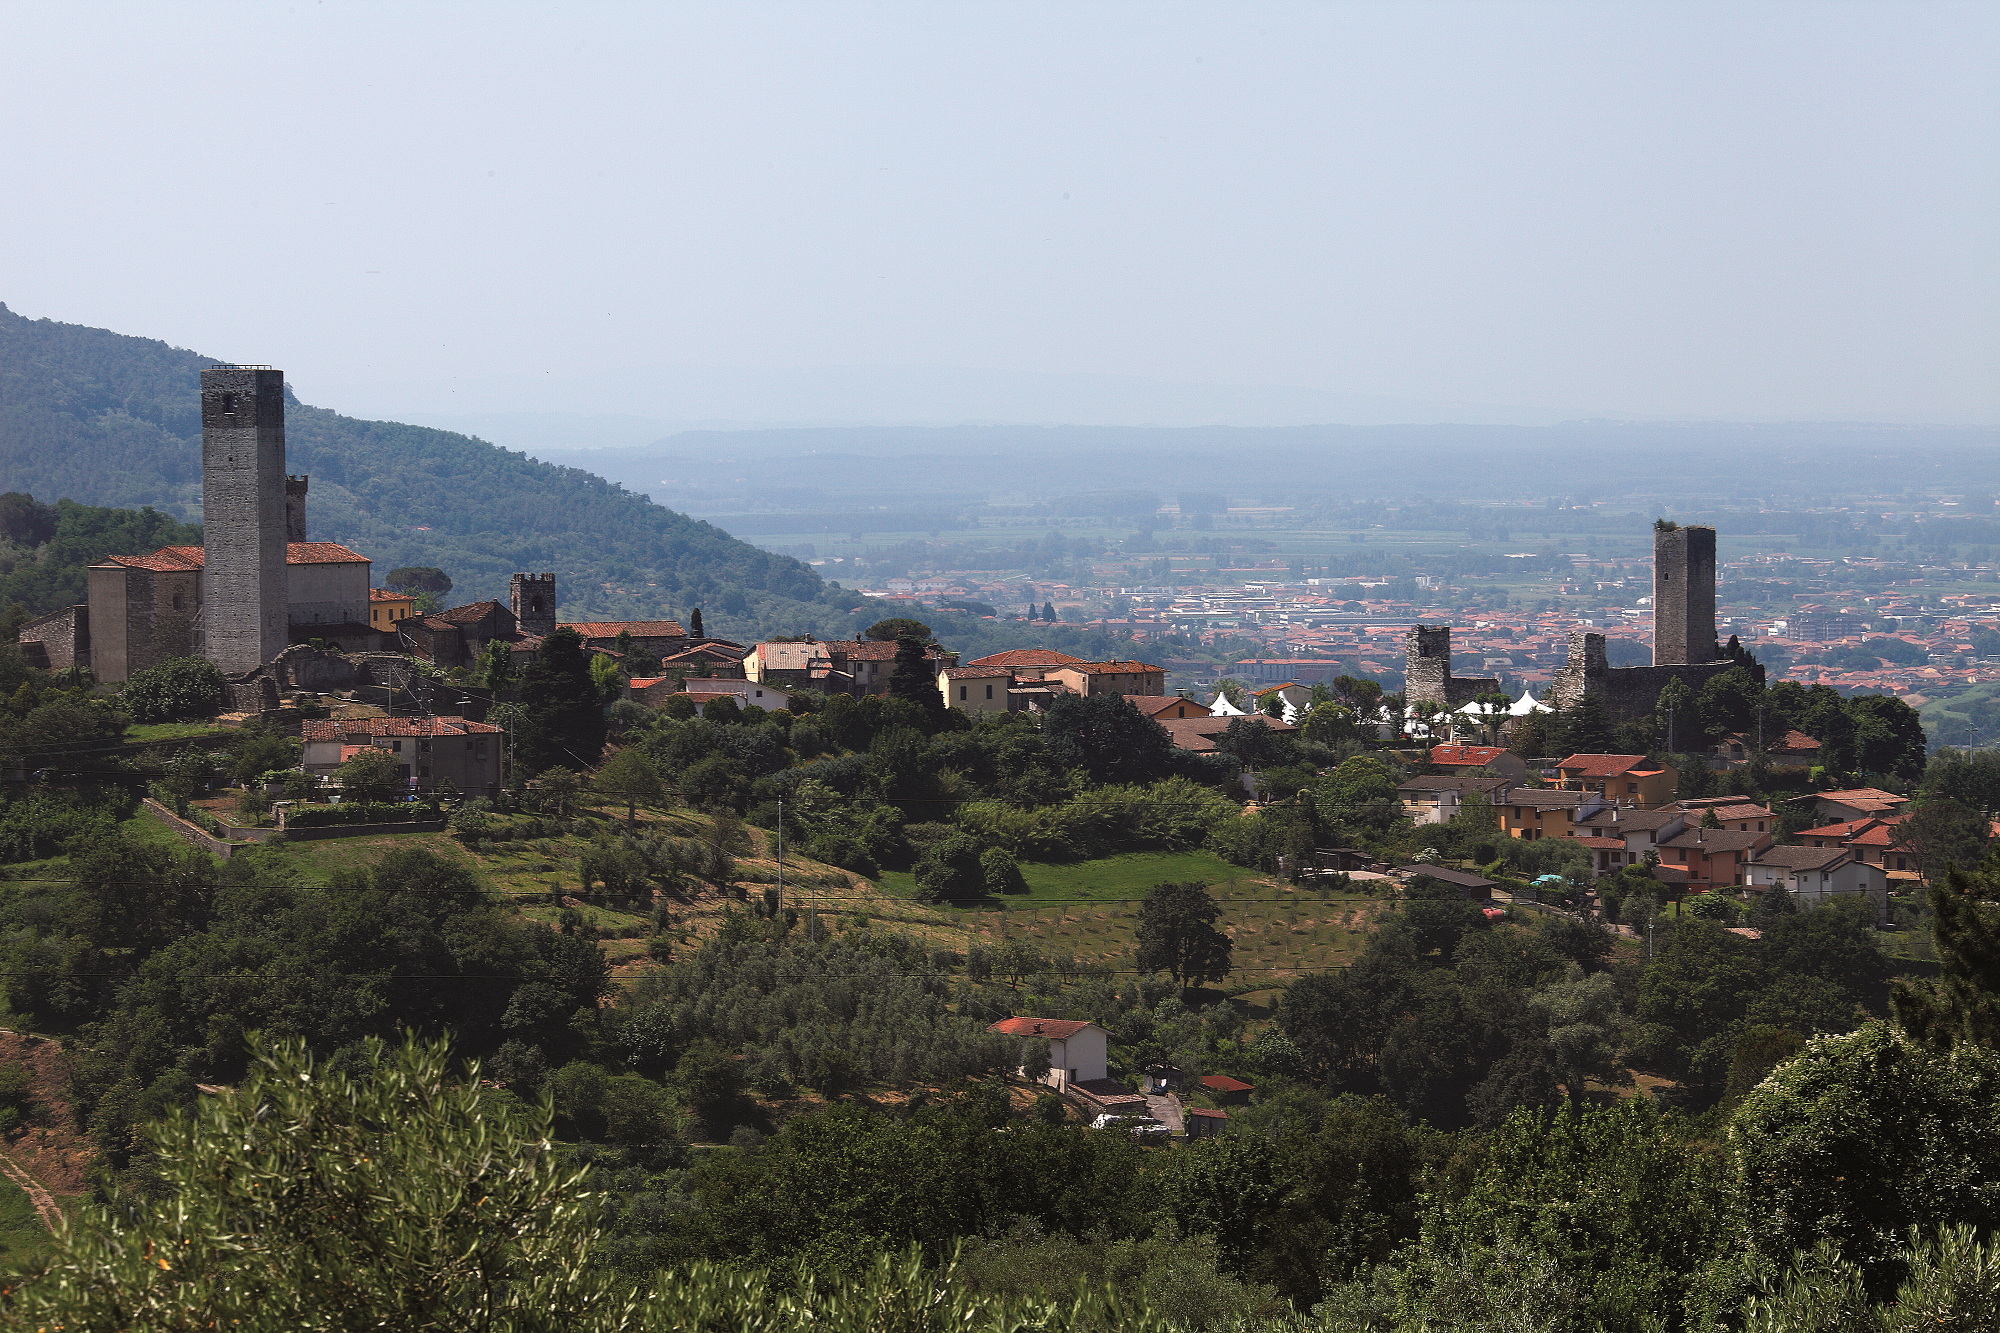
3, 1, 1995, 436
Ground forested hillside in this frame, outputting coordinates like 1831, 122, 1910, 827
0, 304, 851, 635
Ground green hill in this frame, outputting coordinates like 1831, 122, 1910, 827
0, 304, 857, 635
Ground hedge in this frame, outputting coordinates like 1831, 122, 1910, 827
284, 802, 425, 829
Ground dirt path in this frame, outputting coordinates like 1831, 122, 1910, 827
0, 1148, 62, 1233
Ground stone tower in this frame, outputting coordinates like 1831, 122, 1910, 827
1653, 524, 1718, 666
201, 367, 289, 674
510, 572, 556, 636
285, 475, 309, 542
1403, 624, 1499, 709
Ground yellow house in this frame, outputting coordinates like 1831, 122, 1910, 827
1498, 789, 1590, 841
369, 586, 418, 631
1555, 754, 1678, 806
939, 665, 1017, 714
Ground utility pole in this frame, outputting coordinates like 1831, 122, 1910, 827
775, 797, 784, 923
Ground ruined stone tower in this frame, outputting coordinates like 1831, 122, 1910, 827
285, 475, 309, 542
510, 573, 556, 636
1403, 624, 1499, 708
1653, 524, 1718, 666
201, 367, 289, 674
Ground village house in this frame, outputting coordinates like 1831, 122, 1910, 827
746, 640, 829, 688
1554, 753, 1678, 806
1572, 806, 1688, 872
937, 664, 1017, 714
301, 715, 504, 799
1655, 825, 1771, 892
1157, 712, 1298, 753
1428, 743, 1529, 783
965, 648, 1087, 680
368, 586, 417, 632
1793, 815, 1923, 887
1127, 695, 1220, 722
1795, 787, 1910, 824
1498, 788, 1601, 841
986, 1016, 1109, 1090
1671, 796, 1775, 833
1044, 660, 1168, 698
628, 676, 802, 712
1397, 774, 1512, 826
1744, 844, 1888, 918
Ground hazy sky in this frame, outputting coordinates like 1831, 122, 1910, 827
4, 1, 1995, 430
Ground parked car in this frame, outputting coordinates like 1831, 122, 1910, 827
1091, 1114, 1167, 1136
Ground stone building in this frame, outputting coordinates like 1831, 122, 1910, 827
1406, 522, 1736, 722
38, 366, 382, 683
1402, 624, 1500, 709
1548, 523, 1734, 717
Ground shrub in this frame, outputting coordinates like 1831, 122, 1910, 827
284, 802, 422, 829
123, 656, 224, 723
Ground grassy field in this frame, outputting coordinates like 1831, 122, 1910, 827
123, 721, 233, 744
871, 849, 1245, 909
0, 1177, 51, 1270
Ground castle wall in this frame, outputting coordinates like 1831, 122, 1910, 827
286, 560, 371, 626
1551, 630, 1734, 718
201, 368, 290, 674
17, 604, 89, 671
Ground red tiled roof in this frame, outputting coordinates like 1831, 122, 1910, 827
287, 542, 370, 564
987, 1017, 1095, 1039
1186, 1107, 1229, 1120
369, 587, 416, 602
564, 621, 687, 638
303, 715, 499, 741
1575, 836, 1628, 849
439, 600, 504, 623
1198, 1074, 1253, 1093
1816, 788, 1908, 805
1127, 696, 1213, 720
968, 649, 1086, 668
1431, 744, 1506, 766
1558, 754, 1649, 777
1796, 818, 1878, 840
1053, 660, 1165, 675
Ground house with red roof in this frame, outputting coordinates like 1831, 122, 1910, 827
1429, 744, 1528, 783
1555, 754, 1678, 806
986, 1017, 1109, 1089
301, 714, 504, 798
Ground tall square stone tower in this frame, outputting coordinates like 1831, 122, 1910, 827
201, 367, 290, 674
1653, 523, 1717, 666
510, 572, 557, 636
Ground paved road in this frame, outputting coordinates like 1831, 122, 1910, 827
1145, 1092, 1184, 1135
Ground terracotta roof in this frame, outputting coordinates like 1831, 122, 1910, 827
369, 587, 416, 602
941, 665, 1015, 679
440, 599, 508, 624
1813, 788, 1909, 806
1659, 827, 1768, 852
1198, 1074, 1253, 1093
628, 677, 667, 689
987, 1017, 1096, 1039
287, 542, 370, 564
1186, 1107, 1230, 1120
1751, 845, 1850, 871
1796, 818, 1878, 840
102, 545, 204, 572
1431, 744, 1507, 766
564, 621, 687, 638
303, 715, 499, 741
968, 649, 1086, 668
757, 643, 825, 669
1574, 836, 1629, 849
1558, 754, 1651, 777
1053, 660, 1165, 675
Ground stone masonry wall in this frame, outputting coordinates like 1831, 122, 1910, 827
17, 604, 88, 670
1550, 630, 1734, 718
1653, 524, 1718, 666
1403, 624, 1500, 708
201, 368, 290, 674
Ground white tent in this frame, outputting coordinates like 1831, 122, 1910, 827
1510, 689, 1552, 716
1209, 691, 1247, 717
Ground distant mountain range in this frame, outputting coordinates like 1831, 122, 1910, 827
0, 304, 858, 638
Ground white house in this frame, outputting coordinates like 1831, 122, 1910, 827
1396, 774, 1511, 826
1744, 845, 1888, 922
988, 1017, 1109, 1090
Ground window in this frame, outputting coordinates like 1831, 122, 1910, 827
959, 685, 967, 700
985, 684, 994, 700
392, 740, 403, 752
